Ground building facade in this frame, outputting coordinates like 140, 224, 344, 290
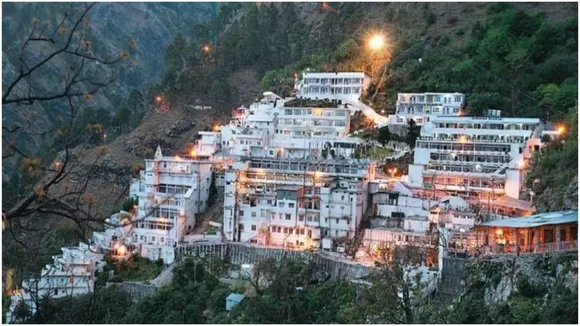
223, 158, 376, 249
408, 115, 543, 200
129, 146, 213, 250
295, 72, 371, 103
6, 243, 104, 323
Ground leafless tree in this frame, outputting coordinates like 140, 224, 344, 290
2, 3, 129, 239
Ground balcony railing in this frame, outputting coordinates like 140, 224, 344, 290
481, 241, 578, 255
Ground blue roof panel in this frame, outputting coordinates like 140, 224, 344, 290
479, 211, 578, 228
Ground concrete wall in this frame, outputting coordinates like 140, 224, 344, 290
177, 242, 373, 280
106, 282, 158, 302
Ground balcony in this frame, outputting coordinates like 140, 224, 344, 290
481, 241, 578, 255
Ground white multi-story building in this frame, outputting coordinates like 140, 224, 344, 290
385, 92, 465, 134
129, 146, 213, 254
223, 158, 376, 249
295, 72, 371, 103
6, 243, 104, 323
408, 115, 543, 200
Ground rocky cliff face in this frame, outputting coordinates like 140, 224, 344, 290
534, 176, 579, 213
463, 252, 578, 304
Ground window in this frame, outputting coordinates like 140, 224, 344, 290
267, 200, 273, 205
251, 225, 257, 231
239, 210, 244, 217
454, 96, 462, 102
140, 235, 144, 241
285, 214, 291, 220
279, 202, 285, 208
239, 224, 244, 231
160, 237, 164, 243
152, 236, 156, 242
298, 214, 305, 221
289, 203, 295, 208
251, 212, 256, 217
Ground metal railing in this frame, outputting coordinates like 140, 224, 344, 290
482, 241, 578, 255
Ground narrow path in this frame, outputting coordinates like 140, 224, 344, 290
150, 263, 176, 287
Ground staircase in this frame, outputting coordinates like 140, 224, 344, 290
347, 204, 374, 258
190, 186, 224, 235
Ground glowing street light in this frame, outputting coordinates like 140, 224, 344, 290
368, 34, 385, 51
155, 96, 163, 103
202, 44, 211, 53
557, 125, 566, 135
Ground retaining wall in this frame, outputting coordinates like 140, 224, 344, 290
177, 242, 374, 280
106, 282, 158, 302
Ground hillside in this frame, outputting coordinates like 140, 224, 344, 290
2, 1, 577, 287
2, 2, 217, 176
7, 1, 576, 222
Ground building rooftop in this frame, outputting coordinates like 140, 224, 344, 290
302, 71, 369, 78
431, 116, 540, 124
226, 293, 246, 303
478, 210, 578, 229
283, 98, 340, 108
491, 196, 534, 212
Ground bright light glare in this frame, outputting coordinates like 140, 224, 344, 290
369, 34, 385, 50
557, 125, 566, 135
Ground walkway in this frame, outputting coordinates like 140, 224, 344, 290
344, 100, 390, 127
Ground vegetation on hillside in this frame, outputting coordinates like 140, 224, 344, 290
22, 257, 579, 324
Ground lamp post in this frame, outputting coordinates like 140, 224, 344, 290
368, 33, 388, 103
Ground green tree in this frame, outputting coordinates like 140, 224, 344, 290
112, 103, 131, 127
406, 119, 420, 149
377, 126, 391, 145
127, 89, 145, 128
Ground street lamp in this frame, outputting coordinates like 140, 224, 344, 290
557, 125, 566, 135
367, 33, 389, 103
368, 34, 385, 51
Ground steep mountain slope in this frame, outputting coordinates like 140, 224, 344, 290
44, 2, 579, 218
2, 2, 217, 174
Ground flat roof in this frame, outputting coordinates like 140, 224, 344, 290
432, 116, 540, 124
398, 92, 464, 96
303, 71, 369, 78
226, 293, 246, 302
478, 211, 578, 228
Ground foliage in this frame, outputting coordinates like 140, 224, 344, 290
526, 108, 578, 211
108, 254, 163, 282
2, 292, 10, 323
121, 197, 138, 212
377, 126, 391, 145
406, 118, 421, 148
30, 286, 133, 324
